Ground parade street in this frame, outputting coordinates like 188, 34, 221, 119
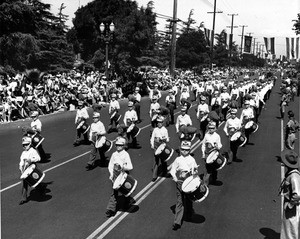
1, 75, 299, 239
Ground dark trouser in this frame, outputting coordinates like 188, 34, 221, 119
76, 129, 88, 142
106, 187, 132, 213
109, 117, 120, 130
204, 162, 218, 185
134, 102, 141, 121
37, 144, 47, 161
126, 132, 137, 146
167, 103, 175, 124
221, 106, 229, 121
21, 180, 29, 201
87, 144, 106, 166
245, 128, 251, 143
174, 181, 194, 225
152, 154, 167, 179
228, 140, 239, 162
199, 119, 208, 140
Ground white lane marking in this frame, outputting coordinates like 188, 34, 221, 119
0, 151, 90, 193
87, 140, 203, 239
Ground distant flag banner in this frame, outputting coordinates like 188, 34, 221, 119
224, 32, 232, 50
263, 37, 275, 55
286, 37, 299, 59
296, 37, 299, 59
244, 36, 252, 53
204, 28, 211, 46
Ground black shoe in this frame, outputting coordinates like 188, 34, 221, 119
19, 199, 28, 205
172, 223, 181, 231
106, 210, 116, 218
152, 177, 157, 182
86, 164, 95, 170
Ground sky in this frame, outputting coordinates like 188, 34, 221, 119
47, 0, 300, 57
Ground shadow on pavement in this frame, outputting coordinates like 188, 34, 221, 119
259, 227, 280, 239
28, 181, 53, 203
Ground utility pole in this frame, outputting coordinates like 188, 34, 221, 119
207, 0, 222, 69
226, 13, 238, 69
170, 0, 178, 78
239, 25, 248, 55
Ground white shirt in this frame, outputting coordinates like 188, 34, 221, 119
31, 119, 42, 133
19, 147, 41, 173
240, 107, 254, 121
75, 107, 89, 123
123, 109, 138, 126
89, 120, 106, 140
133, 93, 141, 102
223, 117, 242, 136
201, 132, 222, 157
108, 150, 133, 181
170, 155, 198, 182
109, 100, 120, 114
196, 103, 209, 119
149, 102, 160, 117
150, 126, 169, 149
176, 114, 192, 132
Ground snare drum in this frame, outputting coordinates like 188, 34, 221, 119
31, 132, 44, 148
76, 121, 90, 134
155, 143, 174, 162
230, 131, 247, 147
20, 164, 45, 188
113, 172, 137, 197
244, 120, 259, 134
206, 150, 227, 171
127, 124, 140, 138
95, 136, 113, 152
182, 175, 209, 203
110, 112, 122, 122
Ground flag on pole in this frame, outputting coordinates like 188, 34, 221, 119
204, 28, 211, 46
244, 36, 252, 53
286, 37, 300, 59
291, 38, 295, 58
286, 37, 290, 59
263, 37, 275, 55
296, 37, 299, 59
224, 32, 232, 50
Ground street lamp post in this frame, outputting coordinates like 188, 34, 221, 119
99, 22, 115, 79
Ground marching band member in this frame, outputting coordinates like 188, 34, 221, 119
179, 87, 190, 103
86, 111, 107, 169
105, 137, 134, 217
240, 100, 255, 143
175, 106, 192, 135
116, 124, 129, 150
29, 111, 47, 162
133, 87, 141, 123
196, 95, 209, 139
108, 93, 120, 133
201, 121, 222, 186
223, 108, 242, 164
149, 95, 160, 128
220, 86, 231, 121
165, 89, 176, 124
19, 136, 42, 205
73, 101, 89, 146
285, 111, 299, 150
123, 101, 139, 148
148, 83, 161, 101
169, 140, 198, 230
279, 149, 300, 239
150, 116, 169, 182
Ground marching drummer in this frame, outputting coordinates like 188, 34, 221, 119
133, 87, 142, 123
73, 101, 90, 146
165, 89, 176, 125
19, 136, 42, 205
223, 108, 242, 164
169, 140, 198, 230
149, 95, 161, 128
29, 111, 47, 162
123, 101, 139, 148
108, 93, 121, 133
201, 121, 222, 186
150, 116, 169, 182
86, 111, 107, 169
175, 106, 192, 134
196, 95, 209, 140
106, 137, 133, 218
240, 100, 255, 144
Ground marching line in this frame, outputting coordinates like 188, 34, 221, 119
86, 139, 203, 239
0, 103, 198, 193
280, 118, 284, 218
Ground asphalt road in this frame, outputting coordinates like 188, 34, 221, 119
1, 74, 299, 239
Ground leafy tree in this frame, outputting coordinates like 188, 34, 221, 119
0, 0, 75, 73
293, 13, 300, 35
